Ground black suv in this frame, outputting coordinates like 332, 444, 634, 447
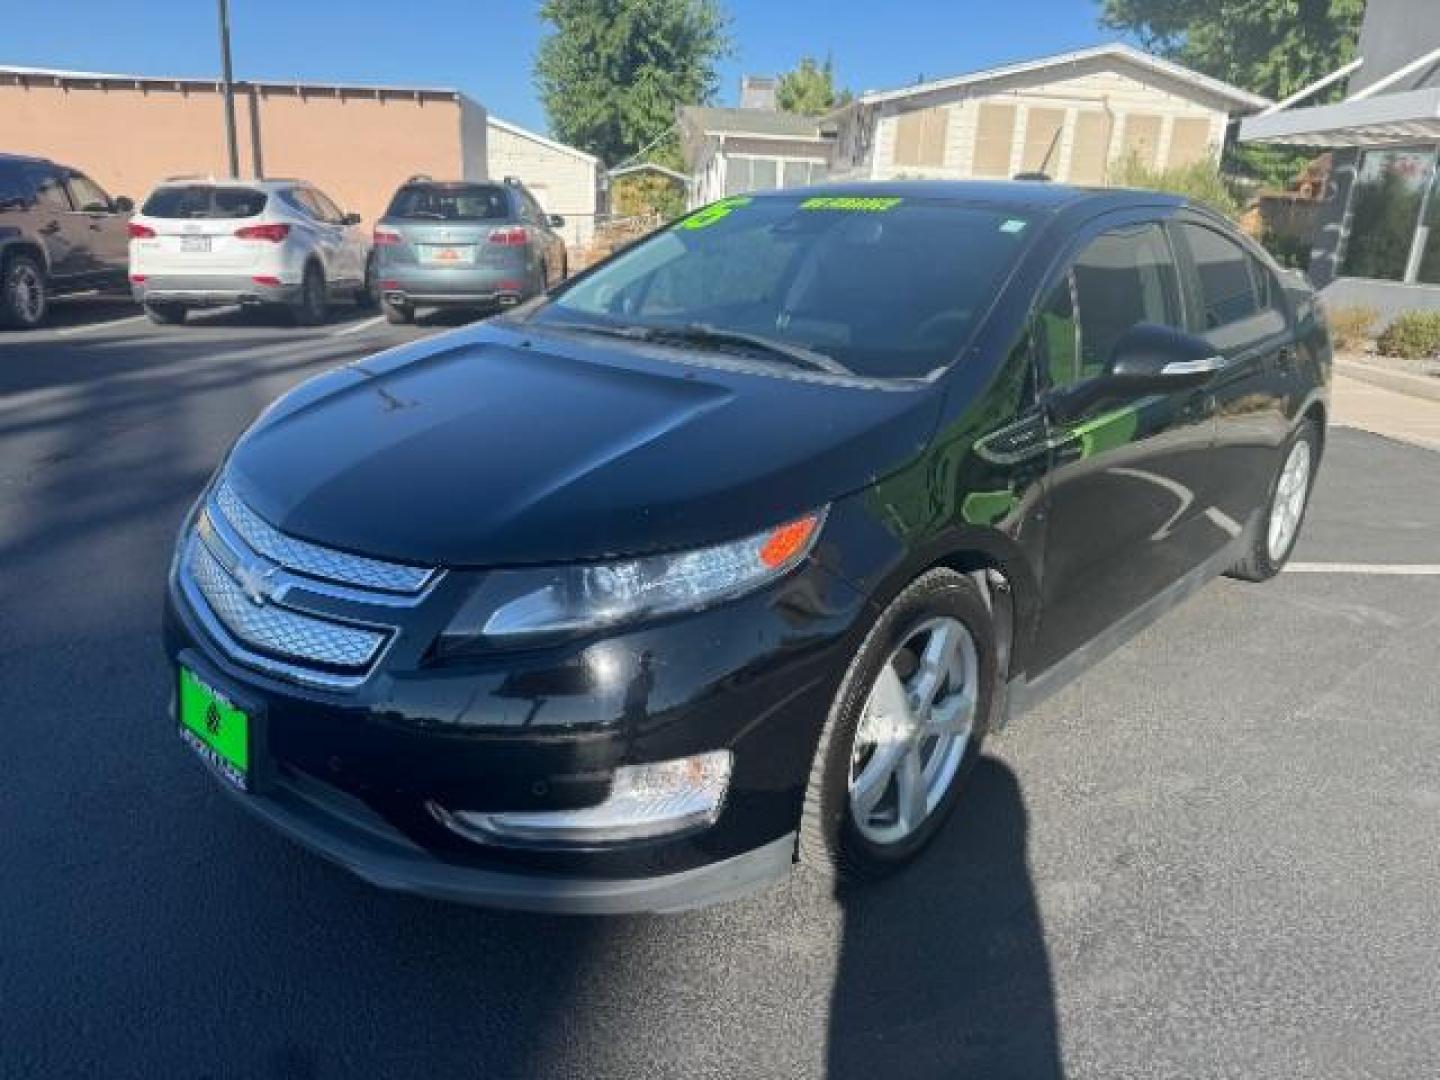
0, 152, 134, 328
166, 183, 1330, 913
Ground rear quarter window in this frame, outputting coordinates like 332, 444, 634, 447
141, 186, 268, 219
0, 163, 29, 206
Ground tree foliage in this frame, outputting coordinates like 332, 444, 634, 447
536, 0, 730, 166
613, 171, 688, 220
1112, 153, 1242, 218
1098, 0, 1364, 187
775, 56, 852, 115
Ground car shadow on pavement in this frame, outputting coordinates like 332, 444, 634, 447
826, 757, 1063, 1079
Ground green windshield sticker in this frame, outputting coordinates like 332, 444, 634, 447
1000, 219, 1028, 233
679, 196, 752, 230
800, 196, 902, 212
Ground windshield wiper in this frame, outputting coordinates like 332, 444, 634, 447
532, 320, 851, 376
638, 323, 852, 375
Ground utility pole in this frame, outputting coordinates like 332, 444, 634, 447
217, 0, 240, 177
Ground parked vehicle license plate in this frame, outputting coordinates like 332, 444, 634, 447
423, 245, 469, 264
177, 666, 250, 791
181, 236, 212, 253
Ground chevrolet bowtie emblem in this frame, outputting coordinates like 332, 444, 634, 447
234, 559, 281, 607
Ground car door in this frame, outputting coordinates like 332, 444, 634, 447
292, 187, 349, 285
1030, 215, 1225, 675
308, 186, 365, 284
23, 166, 88, 283
64, 170, 129, 285
1170, 218, 1295, 524
522, 189, 560, 285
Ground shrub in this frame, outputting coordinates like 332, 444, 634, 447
1111, 154, 1242, 220
1327, 305, 1379, 352
1376, 310, 1440, 360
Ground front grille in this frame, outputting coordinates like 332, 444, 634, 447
178, 480, 441, 689
214, 480, 432, 594
187, 540, 386, 671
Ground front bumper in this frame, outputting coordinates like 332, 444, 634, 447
164, 540, 865, 912
133, 274, 300, 307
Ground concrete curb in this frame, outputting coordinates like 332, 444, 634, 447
1335, 358, 1440, 404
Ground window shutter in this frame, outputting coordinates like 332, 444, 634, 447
1121, 114, 1163, 169
973, 103, 1017, 178
1021, 107, 1066, 175
1068, 111, 1113, 184
1167, 117, 1214, 168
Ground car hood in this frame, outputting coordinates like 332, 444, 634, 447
225, 323, 941, 567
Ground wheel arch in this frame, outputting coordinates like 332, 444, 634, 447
1, 238, 49, 275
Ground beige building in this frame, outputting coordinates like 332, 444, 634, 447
0, 66, 603, 249
830, 44, 1269, 184
0, 66, 488, 227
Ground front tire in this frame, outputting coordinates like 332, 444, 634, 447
1227, 419, 1319, 582
1, 253, 48, 329
799, 568, 996, 884
144, 302, 187, 325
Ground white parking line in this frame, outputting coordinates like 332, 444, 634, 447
54, 315, 150, 337
330, 316, 386, 337
1285, 563, 1440, 575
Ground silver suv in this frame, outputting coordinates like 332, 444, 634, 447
372, 176, 568, 324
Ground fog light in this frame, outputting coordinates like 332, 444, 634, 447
431, 751, 732, 847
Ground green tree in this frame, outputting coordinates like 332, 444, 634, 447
1097, 0, 1364, 186
536, 0, 730, 166
775, 56, 852, 115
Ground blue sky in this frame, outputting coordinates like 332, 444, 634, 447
5, 1, 1127, 135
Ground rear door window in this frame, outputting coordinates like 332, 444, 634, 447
141, 186, 267, 219
1176, 222, 1259, 329
304, 188, 344, 224
386, 185, 510, 221
29, 170, 72, 212
1071, 223, 1182, 380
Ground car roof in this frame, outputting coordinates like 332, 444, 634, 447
750, 179, 1187, 216
147, 177, 301, 191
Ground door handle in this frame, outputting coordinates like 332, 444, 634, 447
39, 220, 61, 235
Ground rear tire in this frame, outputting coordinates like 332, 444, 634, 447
354, 256, 378, 311
1227, 419, 1320, 582
144, 302, 187, 325
290, 263, 328, 326
382, 297, 413, 325
799, 568, 996, 885
1, 252, 48, 329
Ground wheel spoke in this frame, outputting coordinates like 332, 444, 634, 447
896, 746, 927, 831
850, 742, 903, 821
926, 681, 977, 735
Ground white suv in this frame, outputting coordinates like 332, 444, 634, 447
127, 178, 375, 325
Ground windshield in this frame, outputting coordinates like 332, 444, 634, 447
529, 195, 1036, 379
141, 185, 267, 219
386, 184, 510, 221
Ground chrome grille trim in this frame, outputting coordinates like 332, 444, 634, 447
187, 537, 388, 673
213, 479, 434, 595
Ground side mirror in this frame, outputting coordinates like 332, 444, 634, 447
342, 212, 362, 226
548, 214, 565, 228
1107, 323, 1222, 389
113, 195, 135, 213
1045, 323, 1221, 424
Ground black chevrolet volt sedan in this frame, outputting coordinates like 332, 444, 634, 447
165, 182, 1330, 913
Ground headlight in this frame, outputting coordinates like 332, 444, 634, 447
437, 510, 825, 652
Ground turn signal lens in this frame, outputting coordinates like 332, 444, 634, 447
759, 514, 821, 568
127, 222, 156, 239
372, 228, 402, 246
488, 226, 529, 246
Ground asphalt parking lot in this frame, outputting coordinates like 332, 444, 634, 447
2, 298, 1437, 1079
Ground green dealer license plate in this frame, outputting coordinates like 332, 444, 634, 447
178, 667, 251, 792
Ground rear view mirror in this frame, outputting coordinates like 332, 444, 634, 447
549, 214, 565, 228
113, 195, 135, 213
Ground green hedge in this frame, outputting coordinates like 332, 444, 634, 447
1376, 310, 1440, 360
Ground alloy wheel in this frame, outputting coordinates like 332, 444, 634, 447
848, 615, 979, 846
9, 263, 44, 325
1267, 438, 1312, 561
